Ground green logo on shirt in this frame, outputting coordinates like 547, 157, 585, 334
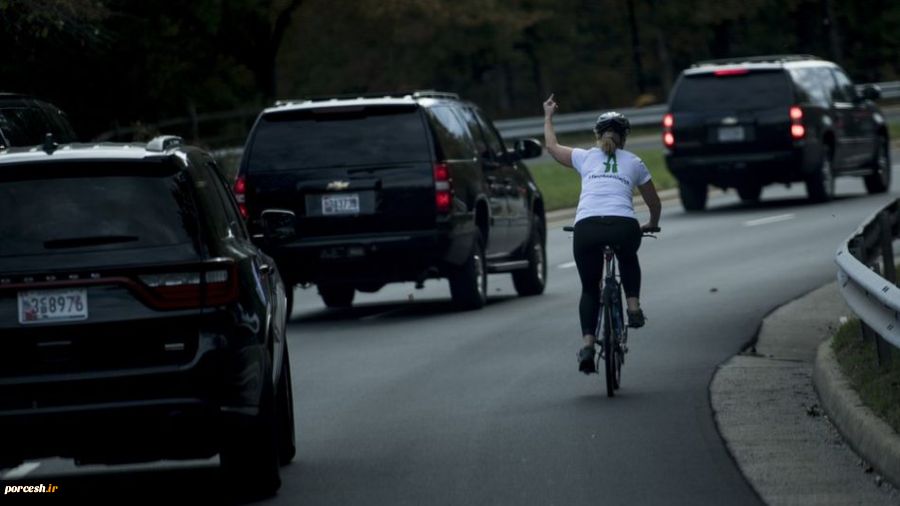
603, 153, 618, 174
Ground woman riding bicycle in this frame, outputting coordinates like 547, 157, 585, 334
542, 94, 662, 374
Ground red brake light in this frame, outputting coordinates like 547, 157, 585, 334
662, 113, 674, 128
662, 113, 675, 148
434, 163, 452, 213
233, 176, 248, 219
789, 106, 804, 140
663, 132, 675, 148
714, 68, 749, 76
138, 260, 238, 309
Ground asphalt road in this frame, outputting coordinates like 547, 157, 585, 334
5, 155, 899, 505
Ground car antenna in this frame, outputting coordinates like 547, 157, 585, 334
42, 133, 58, 154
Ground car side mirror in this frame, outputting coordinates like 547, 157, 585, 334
514, 138, 543, 159
261, 209, 296, 242
860, 84, 881, 101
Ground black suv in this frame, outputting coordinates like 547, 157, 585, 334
236, 91, 547, 309
0, 137, 294, 497
663, 55, 890, 211
0, 93, 77, 148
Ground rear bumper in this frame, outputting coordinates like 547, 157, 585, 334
268, 227, 477, 285
0, 332, 267, 465
665, 147, 813, 187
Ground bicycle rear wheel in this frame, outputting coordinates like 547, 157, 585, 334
601, 305, 617, 397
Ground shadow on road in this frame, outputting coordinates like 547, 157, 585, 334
290, 295, 521, 324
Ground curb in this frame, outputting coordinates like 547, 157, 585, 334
814, 339, 900, 489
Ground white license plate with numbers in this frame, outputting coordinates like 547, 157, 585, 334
717, 126, 745, 142
18, 289, 88, 324
321, 194, 360, 215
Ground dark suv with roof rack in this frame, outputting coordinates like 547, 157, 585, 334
235, 90, 547, 310
0, 136, 294, 497
0, 93, 77, 148
663, 55, 889, 211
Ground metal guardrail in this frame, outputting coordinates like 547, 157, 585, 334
835, 199, 900, 366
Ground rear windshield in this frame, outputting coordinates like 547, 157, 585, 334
0, 162, 202, 258
670, 71, 793, 112
246, 105, 431, 172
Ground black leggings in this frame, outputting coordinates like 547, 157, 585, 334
573, 216, 642, 336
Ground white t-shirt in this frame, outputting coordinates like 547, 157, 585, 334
571, 147, 652, 222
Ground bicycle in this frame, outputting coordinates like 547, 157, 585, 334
564, 225, 660, 397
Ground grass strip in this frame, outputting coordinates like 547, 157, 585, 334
831, 318, 900, 434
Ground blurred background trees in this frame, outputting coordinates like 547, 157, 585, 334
2, 0, 898, 144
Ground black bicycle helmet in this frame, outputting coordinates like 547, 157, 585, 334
593, 111, 631, 137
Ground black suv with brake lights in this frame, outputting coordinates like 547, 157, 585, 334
0, 137, 294, 497
663, 55, 889, 211
236, 90, 547, 309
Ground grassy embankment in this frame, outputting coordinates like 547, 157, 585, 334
831, 318, 900, 434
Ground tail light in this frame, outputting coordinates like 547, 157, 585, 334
137, 259, 238, 309
714, 68, 749, 76
662, 113, 675, 148
789, 106, 805, 140
434, 163, 452, 214
233, 175, 248, 219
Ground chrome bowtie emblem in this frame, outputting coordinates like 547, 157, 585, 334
326, 180, 350, 191
721, 116, 738, 125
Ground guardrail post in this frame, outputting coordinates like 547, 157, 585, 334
872, 212, 895, 367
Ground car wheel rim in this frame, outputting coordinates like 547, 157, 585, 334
474, 251, 486, 298
534, 243, 545, 285
878, 143, 889, 183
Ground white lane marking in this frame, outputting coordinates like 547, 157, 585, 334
744, 213, 795, 227
2, 462, 41, 479
558, 261, 577, 269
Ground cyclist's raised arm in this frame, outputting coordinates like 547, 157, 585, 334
637, 179, 661, 231
543, 94, 574, 168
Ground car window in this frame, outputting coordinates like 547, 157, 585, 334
246, 105, 431, 172
788, 68, 829, 108
831, 69, 857, 103
0, 107, 51, 146
0, 162, 202, 258
814, 67, 839, 106
456, 107, 491, 158
428, 106, 476, 160
205, 160, 249, 241
471, 109, 506, 158
670, 71, 793, 111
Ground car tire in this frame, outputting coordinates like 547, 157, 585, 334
736, 183, 762, 203
449, 236, 487, 310
276, 345, 296, 465
220, 370, 281, 498
679, 182, 707, 211
864, 136, 891, 194
318, 284, 354, 308
806, 146, 835, 202
512, 219, 546, 296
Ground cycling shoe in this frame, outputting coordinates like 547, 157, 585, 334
578, 346, 597, 374
627, 309, 646, 328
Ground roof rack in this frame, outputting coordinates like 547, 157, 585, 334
691, 54, 821, 68
146, 135, 183, 152
273, 89, 459, 107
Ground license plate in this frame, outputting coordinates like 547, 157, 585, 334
321, 194, 360, 215
18, 288, 88, 324
718, 126, 745, 142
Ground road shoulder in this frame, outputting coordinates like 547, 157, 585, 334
710, 282, 900, 505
